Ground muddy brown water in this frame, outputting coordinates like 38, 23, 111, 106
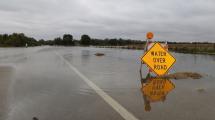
0, 46, 215, 120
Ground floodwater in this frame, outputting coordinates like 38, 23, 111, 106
0, 46, 215, 120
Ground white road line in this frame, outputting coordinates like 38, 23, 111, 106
55, 52, 139, 120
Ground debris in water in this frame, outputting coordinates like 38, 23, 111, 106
160, 72, 202, 80
32, 117, 39, 120
94, 53, 105, 56
196, 88, 206, 93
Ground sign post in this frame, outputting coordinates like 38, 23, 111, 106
141, 42, 176, 76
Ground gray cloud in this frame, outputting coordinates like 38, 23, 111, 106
0, 0, 214, 42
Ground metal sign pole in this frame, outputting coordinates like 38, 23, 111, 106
139, 38, 149, 80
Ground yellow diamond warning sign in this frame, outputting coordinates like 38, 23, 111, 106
141, 43, 176, 76
142, 78, 175, 102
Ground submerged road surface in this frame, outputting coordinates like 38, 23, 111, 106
0, 46, 215, 120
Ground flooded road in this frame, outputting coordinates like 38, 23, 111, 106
0, 46, 215, 120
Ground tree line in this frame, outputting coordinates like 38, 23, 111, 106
2, 33, 213, 47
0, 33, 38, 47
0, 33, 145, 47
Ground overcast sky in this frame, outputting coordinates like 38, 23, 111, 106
0, 0, 214, 42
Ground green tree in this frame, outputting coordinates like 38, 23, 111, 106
109, 39, 117, 46
54, 37, 63, 45
63, 34, 74, 46
0, 34, 4, 45
38, 39, 45, 45
0, 33, 39, 47
80, 34, 91, 46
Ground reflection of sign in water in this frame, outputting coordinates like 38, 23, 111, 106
141, 43, 176, 76
143, 78, 175, 102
